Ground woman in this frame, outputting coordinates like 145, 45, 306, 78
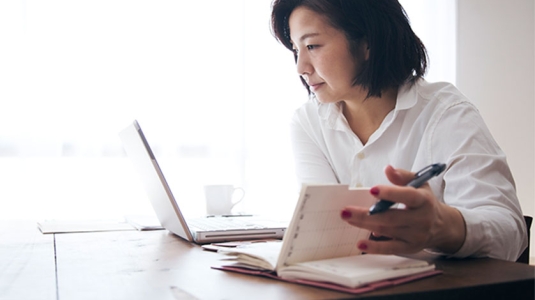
271, 0, 527, 261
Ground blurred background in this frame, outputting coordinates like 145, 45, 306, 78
2, 0, 522, 225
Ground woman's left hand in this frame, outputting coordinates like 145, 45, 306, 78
340, 165, 466, 255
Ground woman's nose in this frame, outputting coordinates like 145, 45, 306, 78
295, 52, 312, 76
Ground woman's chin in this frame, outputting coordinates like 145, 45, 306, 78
314, 95, 338, 104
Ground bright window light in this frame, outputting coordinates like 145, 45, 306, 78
0, 0, 456, 221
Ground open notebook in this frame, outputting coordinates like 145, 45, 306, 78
119, 120, 287, 244
212, 184, 441, 294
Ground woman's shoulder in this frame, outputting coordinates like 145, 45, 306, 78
410, 80, 491, 135
404, 79, 480, 118
398, 80, 485, 134
415, 80, 472, 106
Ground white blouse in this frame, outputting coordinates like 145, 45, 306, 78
290, 79, 527, 261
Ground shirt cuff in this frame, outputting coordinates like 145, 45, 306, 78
446, 207, 490, 258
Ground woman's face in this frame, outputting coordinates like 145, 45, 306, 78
288, 6, 368, 103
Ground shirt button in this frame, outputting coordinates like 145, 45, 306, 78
357, 152, 365, 160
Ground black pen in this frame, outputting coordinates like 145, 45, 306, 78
368, 163, 446, 215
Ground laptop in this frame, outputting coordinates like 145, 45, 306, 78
119, 120, 287, 244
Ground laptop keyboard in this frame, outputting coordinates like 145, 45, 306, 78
188, 217, 267, 231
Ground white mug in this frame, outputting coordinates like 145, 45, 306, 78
204, 185, 245, 216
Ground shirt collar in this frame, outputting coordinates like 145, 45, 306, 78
395, 80, 420, 111
316, 80, 421, 130
316, 98, 347, 131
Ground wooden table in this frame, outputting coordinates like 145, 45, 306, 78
0, 221, 56, 300
1, 221, 534, 300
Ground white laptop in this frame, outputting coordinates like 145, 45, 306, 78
119, 120, 287, 244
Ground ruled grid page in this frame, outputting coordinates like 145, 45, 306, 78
279, 185, 376, 267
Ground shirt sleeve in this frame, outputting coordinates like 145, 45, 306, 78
290, 108, 339, 185
429, 101, 527, 261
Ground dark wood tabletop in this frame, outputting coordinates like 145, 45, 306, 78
1, 220, 533, 300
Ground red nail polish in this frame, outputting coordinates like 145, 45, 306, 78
358, 243, 368, 251
370, 187, 380, 196
341, 210, 352, 219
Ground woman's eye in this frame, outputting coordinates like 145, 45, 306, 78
306, 45, 317, 50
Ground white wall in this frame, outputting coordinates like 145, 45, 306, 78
456, 0, 534, 254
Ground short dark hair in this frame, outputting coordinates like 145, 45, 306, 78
270, 0, 428, 98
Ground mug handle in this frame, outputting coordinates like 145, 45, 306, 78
231, 187, 245, 208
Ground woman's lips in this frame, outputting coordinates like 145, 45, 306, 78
309, 82, 324, 91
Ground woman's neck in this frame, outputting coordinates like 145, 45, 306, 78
341, 87, 397, 145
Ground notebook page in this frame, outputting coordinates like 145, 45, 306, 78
276, 185, 376, 270
278, 254, 434, 288
218, 240, 283, 271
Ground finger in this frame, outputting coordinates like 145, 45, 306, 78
371, 231, 386, 238
370, 232, 392, 241
369, 222, 421, 242
344, 206, 434, 248
369, 184, 429, 210
384, 165, 415, 186
342, 207, 413, 234
357, 239, 418, 255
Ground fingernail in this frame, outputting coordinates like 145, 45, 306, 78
358, 243, 368, 251
341, 210, 352, 219
370, 187, 380, 196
